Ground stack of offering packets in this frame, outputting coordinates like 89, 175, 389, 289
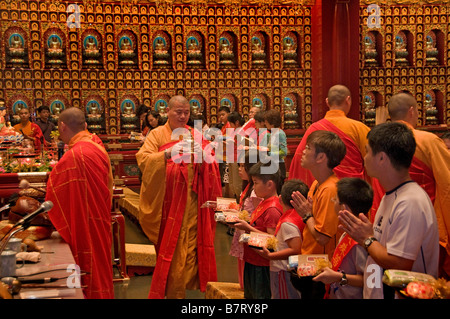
287, 254, 331, 277
213, 197, 250, 224
239, 232, 277, 251
382, 269, 450, 299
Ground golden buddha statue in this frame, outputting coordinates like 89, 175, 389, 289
251, 37, 266, 66
47, 35, 64, 65
153, 37, 170, 66
8, 34, 26, 64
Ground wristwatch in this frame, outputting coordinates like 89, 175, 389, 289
339, 272, 348, 286
363, 236, 377, 250
302, 213, 313, 224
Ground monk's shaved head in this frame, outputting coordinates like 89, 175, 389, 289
388, 93, 417, 121
167, 95, 189, 109
58, 107, 86, 133
327, 85, 351, 107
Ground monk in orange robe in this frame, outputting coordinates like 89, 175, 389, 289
288, 85, 381, 221
136, 95, 222, 299
14, 108, 44, 152
46, 108, 114, 299
388, 92, 450, 280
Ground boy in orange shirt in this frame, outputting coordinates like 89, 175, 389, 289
291, 130, 346, 299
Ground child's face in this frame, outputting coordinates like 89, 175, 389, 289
40, 110, 50, 120
252, 176, 270, 199
218, 111, 228, 124
238, 163, 249, 181
301, 143, 317, 169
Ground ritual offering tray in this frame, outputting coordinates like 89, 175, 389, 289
214, 209, 249, 224
214, 210, 239, 224
215, 197, 239, 211
381, 269, 450, 299
291, 254, 331, 278
239, 232, 277, 251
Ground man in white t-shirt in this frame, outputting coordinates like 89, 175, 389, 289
338, 122, 439, 299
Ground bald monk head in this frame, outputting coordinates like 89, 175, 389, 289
326, 84, 352, 115
58, 107, 87, 144
387, 92, 419, 128
166, 95, 190, 130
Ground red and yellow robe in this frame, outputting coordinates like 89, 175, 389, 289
401, 121, 450, 278
14, 121, 44, 152
136, 122, 222, 299
289, 110, 371, 185
46, 130, 114, 299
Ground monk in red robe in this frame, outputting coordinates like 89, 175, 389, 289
136, 95, 222, 299
46, 108, 114, 299
388, 92, 450, 280
14, 108, 44, 152
288, 85, 382, 221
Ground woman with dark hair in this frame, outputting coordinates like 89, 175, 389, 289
142, 110, 163, 137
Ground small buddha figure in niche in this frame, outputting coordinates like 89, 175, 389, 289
84, 36, 101, 65
86, 37, 98, 52
52, 102, 63, 117
153, 37, 170, 66
364, 33, 378, 66
11, 35, 24, 49
363, 94, 376, 126
283, 97, 299, 129
190, 101, 200, 115
424, 92, 438, 125
425, 31, 439, 65
119, 37, 136, 65
394, 32, 409, 66
121, 38, 132, 52
50, 36, 61, 50
253, 99, 263, 109
157, 101, 168, 117
47, 36, 64, 65
187, 38, 202, 66
220, 40, 231, 54
155, 38, 166, 53
8, 34, 26, 63
251, 37, 266, 66
188, 38, 199, 53
122, 102, 135, 116
219, 38, 234, 66
87, 102, 101, 117
283, 37, 298, 67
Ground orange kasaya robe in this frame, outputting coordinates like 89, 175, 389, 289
136, 122, 222, 299
289, 110, 371, 186
401, 121, 450, 277
46, 130, 114, 299
85, 130, 105, 148
14, 121, 44, 152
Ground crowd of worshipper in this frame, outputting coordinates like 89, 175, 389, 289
135, 88, 450, 300
1, 87, 449, 300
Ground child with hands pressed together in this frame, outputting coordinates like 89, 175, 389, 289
290, 130, 347, 299
313, 177, 373, 299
